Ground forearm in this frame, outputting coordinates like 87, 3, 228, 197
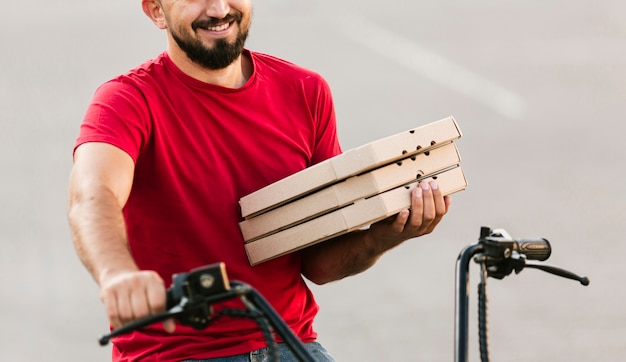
68, 143, 169, 329
68, 186, 138, 285
301, 184, 450, 285
69, 185, 171, 330
301, 228, 402, 285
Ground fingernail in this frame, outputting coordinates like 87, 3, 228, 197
430, 181, 439, 190
421, 182, 430, 190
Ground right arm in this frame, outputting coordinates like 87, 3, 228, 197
68, 142, 173, 331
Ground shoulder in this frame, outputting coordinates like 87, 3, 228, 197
249, 50, 327, 84
94, 53, 170, 102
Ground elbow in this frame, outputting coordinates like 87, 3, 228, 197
301, 254, 343, 286
67, 187, 93, 230
301, 261, 329, 285
300, 246, 341, 285
302, 269, 336, 286
300, 232, 378, 285
67, 195, 82, 230
301, 256, 358, 286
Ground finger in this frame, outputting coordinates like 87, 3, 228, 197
431, 181, 448, 217
101, 288, 123, 330
423, 181, 447, 233
130, 285, 151, 322
119, 285, 139, 326
406, 186, 424, 230
129, 272, 167, 323
415, 182, 436, 228
145, 274, 167, 315
391, 209, 411, 233
163, 318, 176, 333
114, 288, 134, 328
444, 195, 451, 211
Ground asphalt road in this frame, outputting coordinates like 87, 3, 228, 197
2, 1, 625, 361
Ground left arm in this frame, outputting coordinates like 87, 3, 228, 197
301, 181, 450, 285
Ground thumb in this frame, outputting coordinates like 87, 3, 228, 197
163, 318, 176, 333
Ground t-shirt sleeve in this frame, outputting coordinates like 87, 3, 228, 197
309, 76, 342, 165
74, 78, 151, 163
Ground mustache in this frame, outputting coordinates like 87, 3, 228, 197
192, 13, 243, 31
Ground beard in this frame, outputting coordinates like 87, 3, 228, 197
171, 13, 249, 70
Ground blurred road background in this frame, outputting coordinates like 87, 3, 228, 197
2, 1, 625, 361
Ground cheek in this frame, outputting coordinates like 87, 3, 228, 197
164, 11, 195, 37
233, 0, 252, 8
239, 12, 253, 33
166, 4, 201, 27
172, 22, 193, 39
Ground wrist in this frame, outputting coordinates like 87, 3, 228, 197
97, 262, 140, 286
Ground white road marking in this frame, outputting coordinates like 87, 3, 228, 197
334, 12, 526, 121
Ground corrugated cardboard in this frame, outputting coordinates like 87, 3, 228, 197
240, 142, 461, 242
239, 116, 461, 218
245, 166, 467, 265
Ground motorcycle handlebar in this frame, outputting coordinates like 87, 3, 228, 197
515, 238, 551, 261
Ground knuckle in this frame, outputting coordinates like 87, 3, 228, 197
407, 218, 423, 229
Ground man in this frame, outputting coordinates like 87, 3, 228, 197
68, 0, 451, 361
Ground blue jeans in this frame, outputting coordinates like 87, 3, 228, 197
181, 342, 335, 362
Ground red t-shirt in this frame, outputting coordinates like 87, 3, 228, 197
75, 50, 341, 361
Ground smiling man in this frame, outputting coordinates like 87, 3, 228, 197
68, 1, 450, 361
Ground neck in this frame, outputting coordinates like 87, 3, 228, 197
167, 46, 252, 88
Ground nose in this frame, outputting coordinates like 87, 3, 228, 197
205, 0, 230, 19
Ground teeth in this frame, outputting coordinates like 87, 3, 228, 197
207, 23, 229, 31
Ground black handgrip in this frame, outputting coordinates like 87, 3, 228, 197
515, 238, 551, 261
166, 289, 176, 310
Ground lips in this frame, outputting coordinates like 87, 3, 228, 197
192, 13, 241, 32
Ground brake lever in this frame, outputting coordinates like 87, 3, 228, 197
523, 261, 590, 286
99, 304, 186, 346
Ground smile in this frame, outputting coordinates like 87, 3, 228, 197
206, 22, 231, 32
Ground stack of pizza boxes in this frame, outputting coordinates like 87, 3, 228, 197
239, 116, 466, 265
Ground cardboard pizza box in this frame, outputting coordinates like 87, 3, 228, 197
240, 142, 461, 242
245, 166, 467, 265
239, 116, 461, 218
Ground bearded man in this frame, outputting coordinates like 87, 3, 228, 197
68, 1, 450, 361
